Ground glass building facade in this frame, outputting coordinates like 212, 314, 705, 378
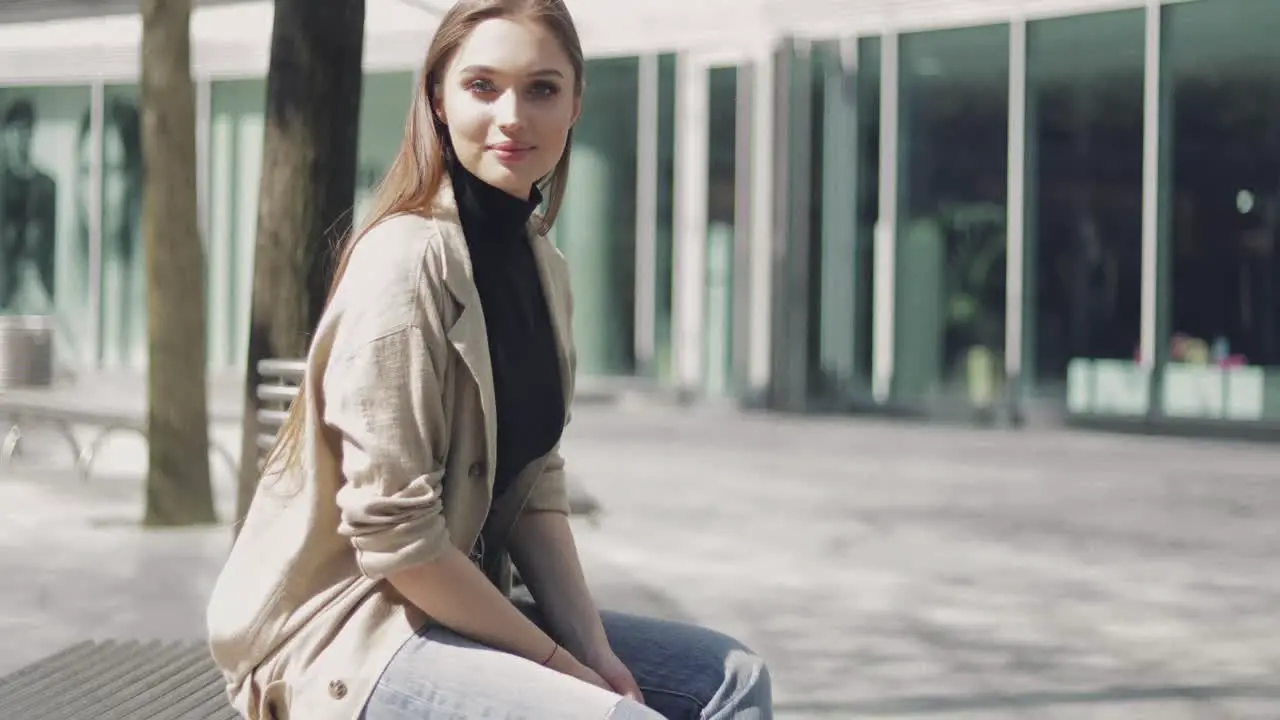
770, 0, 1280, 433
1, 0, 1277, 435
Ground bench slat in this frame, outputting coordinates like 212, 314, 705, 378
257, 358, 306, 380
0, 640, 236, 720
256, 384, 299, 405
0, 640, 96, 696
55, 641, 195, 720
254, 359, 302, 464
0, 640, 129, 713
256, 409, 290, 429
82, 643, 228, 720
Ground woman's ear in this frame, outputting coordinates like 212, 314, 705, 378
570, 80, 585, 126
432, 86, 447, 125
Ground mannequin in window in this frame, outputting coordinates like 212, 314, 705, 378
74, 100, 143, 366
0, 98, 58, 313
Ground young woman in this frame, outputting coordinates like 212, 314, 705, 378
205, 1, 772, 718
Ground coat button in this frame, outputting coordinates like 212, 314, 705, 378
468, 462, 484, 478
328, 679, 348, 700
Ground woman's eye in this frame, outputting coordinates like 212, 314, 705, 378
527, 81, 560, 99
467, 79, 497, 94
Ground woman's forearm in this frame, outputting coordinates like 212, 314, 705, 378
387, 546, 562, 664
508, 511, 610, 663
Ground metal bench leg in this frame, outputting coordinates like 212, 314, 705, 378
74, 425, 119, 484
2, 422, 23, 463
42, 419, 89, 481
211, 441, 239, 481
76, 429, 237, 487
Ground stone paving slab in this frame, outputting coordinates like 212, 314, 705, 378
559, 408, 1280, 718
1, 402, 1279, 719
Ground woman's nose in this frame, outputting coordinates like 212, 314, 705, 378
493, 90, 523, 130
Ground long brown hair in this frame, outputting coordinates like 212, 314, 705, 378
260, 0, 585, 483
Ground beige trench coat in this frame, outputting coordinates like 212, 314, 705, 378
205, 188, 577, 720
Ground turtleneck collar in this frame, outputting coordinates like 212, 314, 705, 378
446, 155, 541, 248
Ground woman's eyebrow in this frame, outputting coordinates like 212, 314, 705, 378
458, 65, 564, 79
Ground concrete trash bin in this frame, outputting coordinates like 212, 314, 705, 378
0, 315, 54, 389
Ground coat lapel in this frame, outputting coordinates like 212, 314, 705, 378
428, 187, 574, 507
529, 226, 574, 423
431, 189, 498, 494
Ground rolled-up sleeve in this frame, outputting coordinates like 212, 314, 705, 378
324, 324, 451, 580
523, 441, 570, 514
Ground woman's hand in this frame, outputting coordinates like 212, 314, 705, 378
507, 513, 643, 701
586, 650, 644, 703
546, 645, 614, 694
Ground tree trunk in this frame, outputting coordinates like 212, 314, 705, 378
140, 0, 217, 526
235, 0, 366, 527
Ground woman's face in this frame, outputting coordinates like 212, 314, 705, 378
435, 17, 580, 199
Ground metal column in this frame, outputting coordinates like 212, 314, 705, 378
671, 52, 710, 395
633, 54, 660, 376
1004, 19, 1029, 420
1139, 0, 1170, 417
745, 41, 778, 402
871, 33, 900, 403
731, 63, 756, 393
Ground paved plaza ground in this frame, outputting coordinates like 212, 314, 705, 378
1, 388, 1278, 718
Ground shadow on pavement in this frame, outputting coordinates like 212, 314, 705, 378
775, 681, 1280, 716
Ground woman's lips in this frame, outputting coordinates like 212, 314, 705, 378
489, 143, 534, 163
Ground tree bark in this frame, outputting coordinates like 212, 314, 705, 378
140, 0, 217, 526
235, 0, 366, 527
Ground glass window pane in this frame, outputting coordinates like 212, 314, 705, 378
556, 57, 639, 377
856, 37, 881, 395
812, 37, 880, 406
208, 78, 266, 368
1026, 10, 1145, 404
704, 65, 738, 397
895, 25, 1009, 413
0, 86, 94, 370
207, 72, 414, 369
356, 72, 415, 225
1164, 0, 1280, 421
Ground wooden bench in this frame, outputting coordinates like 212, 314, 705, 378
1, 358, 603, 717
0, 639, 235, 719
253, 357, 306, 468
0, 364, 299, 719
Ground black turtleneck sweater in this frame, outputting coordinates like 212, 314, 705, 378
448, 160, 566, 501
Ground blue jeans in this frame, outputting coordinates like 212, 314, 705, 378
361, 601, 772, 719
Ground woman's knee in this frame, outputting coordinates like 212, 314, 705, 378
599, 612, 772, 717
707, 641, 772, 719
729, 643, 769, 689
664, 625, 771, 718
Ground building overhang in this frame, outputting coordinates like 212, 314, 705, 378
0, 0, 782, 85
